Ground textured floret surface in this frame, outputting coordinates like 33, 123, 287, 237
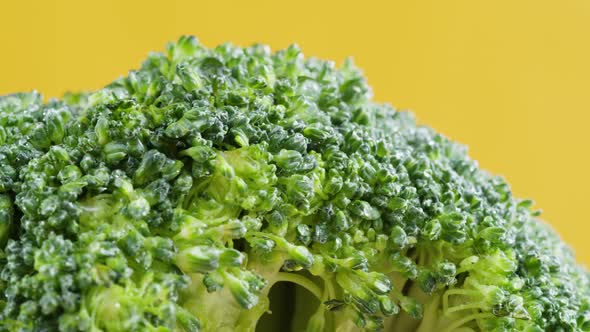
0, 36, 588, 332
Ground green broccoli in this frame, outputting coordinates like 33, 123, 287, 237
0, 36, 588, 332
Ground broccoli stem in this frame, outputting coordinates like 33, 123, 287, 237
235, 295, 271, 332
440, 313, 495, 332
414, 288, 496, 332
182, 274, 244, 332
415, 292, 443, 332
274, 272, 323, 301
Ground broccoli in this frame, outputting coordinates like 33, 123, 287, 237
0, 36, 588, 332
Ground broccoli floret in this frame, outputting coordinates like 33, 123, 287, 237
0, 36, 588, 332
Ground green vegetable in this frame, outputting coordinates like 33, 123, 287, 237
0, 36, 588, 332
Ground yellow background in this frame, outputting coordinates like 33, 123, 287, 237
1, 0, 589, 264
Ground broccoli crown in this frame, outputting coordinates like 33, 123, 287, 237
0, 36, 588, 332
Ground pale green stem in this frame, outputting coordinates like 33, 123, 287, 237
442, 289, 478, 313
274, 272, 323, 301
441, 313, 495, 332
444, 302, 485, 316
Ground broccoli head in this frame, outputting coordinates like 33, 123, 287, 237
0, 36, 588, 332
